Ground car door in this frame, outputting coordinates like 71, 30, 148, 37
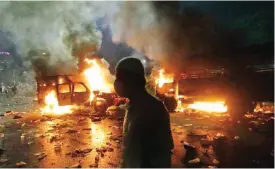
72, 83, 90, 105
57, 83, 72, 106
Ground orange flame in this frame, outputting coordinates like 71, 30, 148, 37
187, 101, 227, 113
83, 59, 113, 101
156, 69, 174, 88
41, 91, 74, 115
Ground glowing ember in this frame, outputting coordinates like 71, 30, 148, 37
83, 59, 113, 101
156, 69, 174, 88
41, 91, 74, 115
187, 101, 227, 113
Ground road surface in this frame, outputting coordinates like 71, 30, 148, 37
0, 96, 273, 168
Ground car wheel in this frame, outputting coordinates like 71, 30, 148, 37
164, 96, 177, 112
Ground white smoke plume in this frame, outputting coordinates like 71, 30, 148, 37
0, 1, 121, 74
0, 1, 214, 75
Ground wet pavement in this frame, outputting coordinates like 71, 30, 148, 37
0, 99, 274, 168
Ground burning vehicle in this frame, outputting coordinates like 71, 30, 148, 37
154, 68, 229, 114
31, 49, 127, 115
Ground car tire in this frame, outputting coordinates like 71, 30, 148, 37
164, 96, 177, 112
94, 99, 108, 114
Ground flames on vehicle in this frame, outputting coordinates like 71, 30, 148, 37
155, 69, 174, 88
83, 58, 113, 101
40, 58, 114, 115
154, 68, 228, 113
41, 90, 75, 115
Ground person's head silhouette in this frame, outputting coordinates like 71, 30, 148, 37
114, 57, 146, 98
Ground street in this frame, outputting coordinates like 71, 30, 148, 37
0, 96, 274, 168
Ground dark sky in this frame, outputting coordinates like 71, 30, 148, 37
179, 1, 274, 45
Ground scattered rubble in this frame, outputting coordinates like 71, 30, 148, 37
67, 129, 77, 134
205, 165, 217, 168
212, 159, 220, 165
0, 158, 8, 163
91, 116, 102, 122
89, 163, 98, 168
13, 115, 22, 119
15, 161, 27, 167
69, 163, 82, 168
183, 124, 193, 127
34, 152, 47, 161
188, 157, 200, 164
68, 148, 93, 157
28, 141, 34, 145
187, 130, 207, 138
108, 162, 118, 167
107, 147, 114, 152
82, 128, 92, 131
182, 142, 198, 165
54, 144, 61, 152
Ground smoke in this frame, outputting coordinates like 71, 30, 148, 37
0, 1, 243, 77
110, 2, 243, 73
0, 1, 121, 76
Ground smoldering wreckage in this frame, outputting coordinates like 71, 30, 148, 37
0, 2, 274, 168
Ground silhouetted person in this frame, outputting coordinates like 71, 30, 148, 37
114, 57, 174, 168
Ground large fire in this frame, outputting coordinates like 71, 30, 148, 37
187, 101, 228, 113
156, 69, 174, 88
83, 59, 113, 101
41, 91, 74, 115
40, 58, 114, 115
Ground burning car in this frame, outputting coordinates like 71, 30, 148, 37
155, 68, 229, 113
36, 74, 127, 115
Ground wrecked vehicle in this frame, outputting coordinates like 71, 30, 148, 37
155, 67, 229, 113
36, 75, 127, 113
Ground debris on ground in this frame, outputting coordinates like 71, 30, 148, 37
107, 147, 114, 152
13, 115, 23, 119
183, 142, 196, 150
82, 128, 92, 131
15, 161, 27, 167
34, 152, 47, 161
183, 124, 193, 127
205, 165, 217, 168
187, 130, 207, 138
50, 135, 57, 143
234, 136, 240, 140
182, 142, 198, 164
212, 159, 220, 165
27, 141, 34, 145
95, 154, 100, 163
188, 157, 200, 164
54, 144, 61, 152
67, 129, 77, 134
0, 159, 8, 163
69, 163, 82, 168
91, 116, 102, 122
108, 162, 118, 167
89, 163, 98, 168
69, 148, 93, 157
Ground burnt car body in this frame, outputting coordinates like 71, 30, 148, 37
36, 75, 90, 106
36, 75, 128, 113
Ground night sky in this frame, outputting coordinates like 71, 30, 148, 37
179, 1, 274, 45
